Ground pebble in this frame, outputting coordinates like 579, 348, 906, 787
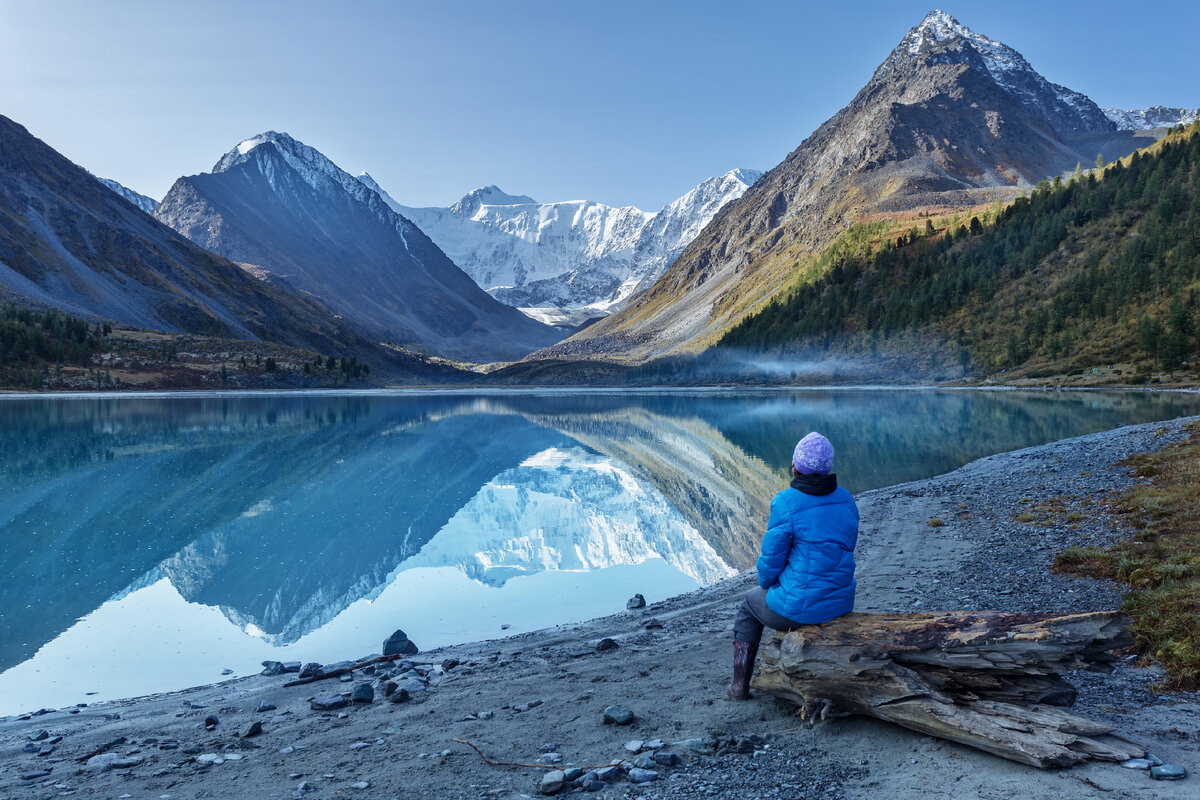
477, 710, 494, 720
1150, 763, 1187, 780
645, 739, 665, 750
257, 701, 277, 712
204, 715, 219, 730
19, 769, 52, 781
626, 593, 646, 609
539, 769, 565, 795
595, 765, 622, 782
652, 751, 681, 766
351, 781, 369, 789
1121, 757, 1157, 769
632, 753, 656, 769
221, 668, 234, 675
86, 753, 144, 771
280, 746, 295, 755
196, 753, 224, 766
603, 705, 635, 725
673, 737, 709, 753
29, 729, 49, 741
628, 767, 659, 783
644, 618, 664, 629
563, 767, 584, 781
595, 638, 619, 652
442, 658, 460, 671
389, 688, 411, 704
624, 739, 645, 753
224, 753, 243, 761
538, 752, 563, 764
349, 741, 371, 750
241, 721, 263, 738
351, 682, 375, 703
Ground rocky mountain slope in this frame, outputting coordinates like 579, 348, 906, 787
0, 115, 364, 357
358, 169, 760, 324
548, 10, 1166, 360
1105, 106, 1199, 131
155, 132, 562, 362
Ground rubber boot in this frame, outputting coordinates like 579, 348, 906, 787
726, 640, 759, 700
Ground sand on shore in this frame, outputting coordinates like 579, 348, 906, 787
2, 418, 1198, 799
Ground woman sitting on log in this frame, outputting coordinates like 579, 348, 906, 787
728, 432, 860, 700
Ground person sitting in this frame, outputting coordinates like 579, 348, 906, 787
727, 431, 859, 700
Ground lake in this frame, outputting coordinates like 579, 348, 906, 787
2, 388, 1199, 715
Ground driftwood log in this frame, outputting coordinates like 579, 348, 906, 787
752, 611, 1145, 768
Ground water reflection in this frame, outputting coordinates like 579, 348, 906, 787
2, 389, 1198, 713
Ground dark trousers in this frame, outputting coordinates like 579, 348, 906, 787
733, 586, 805, 643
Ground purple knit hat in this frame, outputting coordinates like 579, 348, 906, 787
792, 432, 834, 475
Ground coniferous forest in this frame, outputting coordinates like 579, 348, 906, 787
720, 125, 1200, 381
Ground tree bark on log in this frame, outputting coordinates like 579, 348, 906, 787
752, 611, 1145, 768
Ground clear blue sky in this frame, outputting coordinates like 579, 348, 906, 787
2, 0, 1197, 210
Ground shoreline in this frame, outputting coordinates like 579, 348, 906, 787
3, 418, 1199, 798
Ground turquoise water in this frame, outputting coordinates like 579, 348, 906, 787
2, 388, 1198, 714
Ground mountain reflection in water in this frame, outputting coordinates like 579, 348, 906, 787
2, 389, 1199, 713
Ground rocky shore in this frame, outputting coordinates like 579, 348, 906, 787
2, 418, 1198, 799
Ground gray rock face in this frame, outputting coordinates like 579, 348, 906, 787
382, 629, 419, 656
538, 769, 565, 794
155, 132, 563, 362
602, 705, 635, 725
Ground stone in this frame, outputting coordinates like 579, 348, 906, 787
224, 753, 243, 761
595, 765, 622, 782
673, 737, 709, 753
644, 618, 664, 629
1150, 764, 1187, 780
382, 680, 398, 696
382, 629, 419, 656
395, 678, 426, 695
196, 753, 223, 766
19, 769, 52, 781
29, 729, 49, 741
351, 683, 375, 703
595, 638, 618, 652
261, 661, 288, 676
87, 753, 144, 771
652, 751, 681, 766
441, 658, 460, 672
221, 668, 234, 675
351, 781, 369, 789
310, 694, 349, 711
299, 663, 323, 679
256, 701, 277, 712
579, 777, 605, 791
282, 661, 301, 673
628, 768, 658, 783
633, 753, 656, 769
603, 705, 634, 725
1121, 757, 1157, 769
645, 739, 665, 750
388, 688, 411, 704
477, 710, 494, 720
538, 752, 563, 764
349, 742, 371, 750
38, 745, 56, 757
241, 721, 263, 738
280, 746, 295, 755
563, 767, 584, 781
204, 715, 219, 730
539, 769, 565, 795
624, 740, 645, 753
626, 593, 646, 610
23, 742, 39, 753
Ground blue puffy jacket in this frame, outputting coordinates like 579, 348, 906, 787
756, 479, 859, 624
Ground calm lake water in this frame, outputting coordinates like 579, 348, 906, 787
2, 388, 1199, 715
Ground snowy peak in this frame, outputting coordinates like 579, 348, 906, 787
96, 177, 158, 214
882, 10, 1113, 135
1105, 106, 1199, 131
450, 185, 538, 217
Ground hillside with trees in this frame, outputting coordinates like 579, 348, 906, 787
719, 124, 1200, 383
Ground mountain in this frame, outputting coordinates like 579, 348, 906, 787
96, 177, 158, 214
1105, 107, 1199, 131
155, 132, 563, 362
358, 169, 760, 325
548, 10, 1162, 360
0, 115, 367, 356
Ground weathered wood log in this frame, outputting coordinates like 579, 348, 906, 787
752, 611, 1145, 768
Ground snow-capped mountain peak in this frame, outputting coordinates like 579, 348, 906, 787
95, 176, 158, 214
1104, 106, 1199, 131
450, 185, 538, 217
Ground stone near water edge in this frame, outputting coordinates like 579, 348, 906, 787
603, 705, 634, 725
595, 765, 622, 782
299, 662, 323, 679
87, 753, 144, 771
628, 767, 658, 783
652, 751, 681, 767
256, 701, 277, 713
241, 721, 263, 738
539, 769, 566, 795
644, 618, 664, 630
627, 593, 646, 610
310, 694, 349, 711
595, 638, 618, 652
1121, 757, 1157, 769
442, 658, 460, 672
382, 680, 398, 697
1150, 764, 1187, 780
538, 752, 563, 764
23, 742, 39, 753
203, 715, 219, 730
563, 767, 584, 782
220, 668, 234, 675
196, 753, 224, 766
388, 688, 411, 704
624, 739, 645, 753
261, 661, 287, 676
579, 776, 605, 792
382, 629, 419, 656
282, 661, 301, 673
351, 683, 375, 703
29, 729, 49, 741
395, 677, 426, 695
38, 745, 55, 757
19, 769, 52, 781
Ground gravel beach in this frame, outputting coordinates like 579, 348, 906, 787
2, 416, 1198, 799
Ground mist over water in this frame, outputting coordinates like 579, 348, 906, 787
2, 388, 1198, 714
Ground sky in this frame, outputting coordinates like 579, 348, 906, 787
1, 0, 1198, 210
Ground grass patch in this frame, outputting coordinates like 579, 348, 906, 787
927, 517, 944, 528
1053, 421, 1200, 689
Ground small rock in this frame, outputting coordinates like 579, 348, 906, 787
349, 741, 371, 750
500, 623, 511, 630
196, 753, 223, 766
241, 721, 263, 738
204, 715, 219, 730
87, 753, 144, 771
382, 629, 419, 656
351, 683, 375, 703
351, 781, 369, 789
38, 745, 56, 757
538, 752, 563, 764
477, 710, 494, 720
563, 767, 584, 781
299, 663, 323, 679
22, 742, 39, 753
652, 751, 681, 766
256, 701, 277, 713
603, 705, 635, 725
644, 618, 664, 630
260, 661, 287, 676
224, 753, 243, 761
626, 593, 646, 610
595, 765, 622, 782
280, 746, 295, 755
1150, 763, 1187, 780
539, 743, 559, 753
1121, 757, 1157, 769
624, 740, 645, 753
310, 693, 349, 711
441, 658, 460, 672
632, 753, 656, 769
388, 688, 411, 704
628, 767, 658, 783
579, 776, 605, 791
595, 638, 619, 652
220, 668, 234, 675
645, 739, 665, 750
673, 737, 709, 753
19, 769, 52, 780
29, 729, 49, 741
539, 769, 565, 795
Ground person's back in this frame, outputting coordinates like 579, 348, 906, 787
728, 432, 859, 700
